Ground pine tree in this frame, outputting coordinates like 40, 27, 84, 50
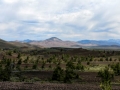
52, 65, 64, 81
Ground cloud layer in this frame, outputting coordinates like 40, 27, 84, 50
0, 0, 120, 41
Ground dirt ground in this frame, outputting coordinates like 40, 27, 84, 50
0, 82, 120, 90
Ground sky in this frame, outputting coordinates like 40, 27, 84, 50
0, 0, 120, 41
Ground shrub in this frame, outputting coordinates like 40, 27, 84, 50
52, 65, 65, 81
111, 63, 120, 75
98, 67, 114, 90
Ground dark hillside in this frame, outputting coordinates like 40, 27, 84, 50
0, 39, 17, 49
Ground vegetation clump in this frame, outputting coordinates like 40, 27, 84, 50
98, 67, 114, 90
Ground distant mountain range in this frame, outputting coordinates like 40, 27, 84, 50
21, 39, 39, 43
29, 37, 82, 48
0, 37, 120, 49
18, 37, 120, 48
77, 40, 120, 46
0, 38, 43, 50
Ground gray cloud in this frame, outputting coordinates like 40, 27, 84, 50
0, 0, 120, 41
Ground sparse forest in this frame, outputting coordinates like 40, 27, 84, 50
0, 48, 120, 90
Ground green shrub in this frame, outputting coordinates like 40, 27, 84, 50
98, 67, 114, 90
52, 65, 65, 81
111, 63, 120, 75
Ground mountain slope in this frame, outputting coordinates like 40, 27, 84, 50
45, 37, 62, 42
29, 37, 82, 48
0, 39, 17, 49
9, 41, 44, 49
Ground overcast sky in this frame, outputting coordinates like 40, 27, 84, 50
0, 0, 120, 41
